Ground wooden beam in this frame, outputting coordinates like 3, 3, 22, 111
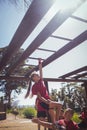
71, 15, 87, 23
37, 48, 56, 53
50, 35, 72, 41
25, 31, 87, 76
0, 0, 55, 71
0, 76, 29, 81
59, 66, 87, 78
6, 0, 86, 76
44, 78, 86, 83
0, 76, 86, 83
28, 57, 45, 61
73, 72, 87, 79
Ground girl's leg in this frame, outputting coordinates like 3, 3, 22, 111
39, 119, 53, 129
32, 117, 39, 123
48, 108, 56, 123
32, 118, 53, 129
49, 101, 62, 108
32, 117, 46, 123
49, 101, 62, 122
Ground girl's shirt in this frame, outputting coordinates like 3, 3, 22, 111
32, 79, 50, 99
32, 79, 50, 111
80, 111, 87, 124
58, 119, 79, 130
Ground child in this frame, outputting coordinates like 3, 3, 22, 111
78, 106, 87, 129
25, 58, 62, 122
32, 108, 79, 130
59, 109, 64, 120
57, 108, 79, 130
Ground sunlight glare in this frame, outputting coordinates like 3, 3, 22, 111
21, 0, 85, 50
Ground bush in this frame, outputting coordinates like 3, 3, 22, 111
18, 108, 25, 117
6, 108, 13, 113
72, 113, 81, 123
23, 107, 36, 119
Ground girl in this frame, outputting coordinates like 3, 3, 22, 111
25, 58, 50, 119
25, 58, 62, 122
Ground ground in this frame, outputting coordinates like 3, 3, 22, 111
0, 113, 45, 130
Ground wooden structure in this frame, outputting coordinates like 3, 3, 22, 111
0, 0, 87, 91
0, 97, 6, 120
0, 0, 87, 127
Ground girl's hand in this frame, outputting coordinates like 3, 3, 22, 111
37, 92, 41, 99
38, 58, 42, 64
38, 58, 43, 79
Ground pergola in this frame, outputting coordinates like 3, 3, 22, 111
0, 0, 87, 97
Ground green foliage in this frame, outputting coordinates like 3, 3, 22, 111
23, 107, 37, 118
72, 113, 81, 123
0, 48, 31, 109
51, 89, 58, 101
18, 108, 25, 117
6, 108, 13, 113
53, 82, 87, 110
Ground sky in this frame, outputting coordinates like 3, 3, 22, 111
0, 0, 87, 106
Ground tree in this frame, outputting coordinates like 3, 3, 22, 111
50, 89, 58, 101
0, 47, 34, 109
50, 82, 87, 111
0, 0, 35, 109
64, 83, 86, 110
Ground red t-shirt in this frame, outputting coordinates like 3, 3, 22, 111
32, 79, 50, 111
58, 119, 79, 130
80, 111, 87, 124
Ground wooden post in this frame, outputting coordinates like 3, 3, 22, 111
81, 82, 87, 103
38, 124, 40, 130
44, 80, 49, 95
44, 81, 53, 130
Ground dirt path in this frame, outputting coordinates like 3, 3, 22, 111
0, 113, 45, 130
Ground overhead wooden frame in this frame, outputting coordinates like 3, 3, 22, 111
59, 66, 87, 79
0, 0, 55, 71
0, 0, 87, 84
25, 31, 87, 76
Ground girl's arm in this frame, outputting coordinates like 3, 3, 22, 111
39, 119, 53, 129
38, 58, 43, 79
37, 92, 50, 104
32, 118, 53, 129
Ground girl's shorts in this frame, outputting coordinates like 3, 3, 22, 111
37, 111, 47, 118
40, 102, 49, 110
